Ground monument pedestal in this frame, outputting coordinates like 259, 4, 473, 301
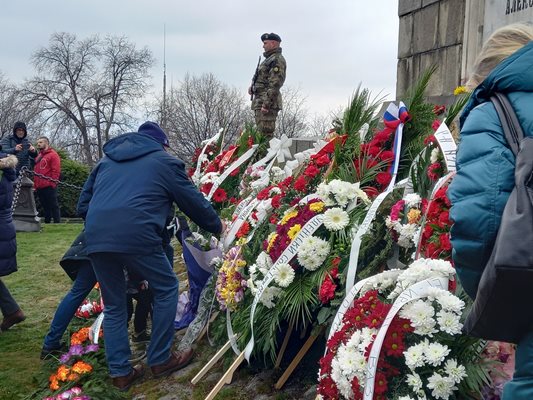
13, 176, 41, 232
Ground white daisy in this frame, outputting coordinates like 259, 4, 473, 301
323, 207, 350, 231
273, 263, 295, 287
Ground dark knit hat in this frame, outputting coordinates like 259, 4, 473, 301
13, 121, 27, 136
138, 121, 169, 147
261, 33, 281, 42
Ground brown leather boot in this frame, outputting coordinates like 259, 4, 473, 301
112, 364, 145, 392
150, 348, 194, 378
1, 309, 26, 331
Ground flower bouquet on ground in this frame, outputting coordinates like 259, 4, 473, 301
318, 258, 492, 400
75, 285, 103, 320
33, 327, 125, 400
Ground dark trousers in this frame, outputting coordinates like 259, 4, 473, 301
127, 289, 153, 334
36, 186, 61, 223
0, 279, 20, 317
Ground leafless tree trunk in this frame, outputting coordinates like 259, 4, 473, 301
275, 85, 309, 138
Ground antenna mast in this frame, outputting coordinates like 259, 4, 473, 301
162, 24, 167, 131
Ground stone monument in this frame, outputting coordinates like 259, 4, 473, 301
12, 175, 41, 232
397, 0, 533, 103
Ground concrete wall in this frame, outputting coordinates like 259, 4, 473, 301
397, 0, 533, 102
397, 0, 465, 101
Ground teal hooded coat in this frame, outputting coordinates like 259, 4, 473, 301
449, 41, 533, 399
449, 41, 533, 299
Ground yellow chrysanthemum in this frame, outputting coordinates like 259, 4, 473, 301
288, 224, 302, 240
267, 233, 278, 252
72, 361, 93, 374
280, 210, 298, 225
454, 86, 467, 96
407, 208, 421, 224
309, 201, 325, 213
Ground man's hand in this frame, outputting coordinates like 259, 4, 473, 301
220, 220, 228, 234
29, 145, 35, 152
15, 144, 22, 152
261, 106, 269, 114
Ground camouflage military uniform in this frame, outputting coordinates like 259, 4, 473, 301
251, 47, 286, 137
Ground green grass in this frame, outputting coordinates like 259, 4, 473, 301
0, 224, 83, 399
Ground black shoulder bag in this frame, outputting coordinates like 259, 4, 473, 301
463, 92, 533, 343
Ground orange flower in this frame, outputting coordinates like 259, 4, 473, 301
57, 365, 70, 381
72, 361, 93, 374
67, 372, 80, 381
49, 375, 60, 391
71, 327, 91, 345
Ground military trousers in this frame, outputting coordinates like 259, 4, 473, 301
254, 109, 279, 138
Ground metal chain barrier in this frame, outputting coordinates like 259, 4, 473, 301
11, 166, 84, 214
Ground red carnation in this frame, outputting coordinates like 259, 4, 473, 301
200, 182, 213, 195
439, 233, 452, 252
314, 154, 331, 167
293, 176, 308, 192
304, 164, 320, 178
438, 210, 451, 228
424, 135, 437, 145
376, 172, 392, 186
379, 150, 394, 162
432, 119, 442, 131
212, 188, 227, 203
271, 194, 283, 209
368, 146, 381, 157
319, 277, 337, 304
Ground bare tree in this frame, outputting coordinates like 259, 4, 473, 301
275, 85, 308, 138
0, 73, 42, 139
159, 73, 251, 162
21, 32, 154, 165
307, 112, 335, 138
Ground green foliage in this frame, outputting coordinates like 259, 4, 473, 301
445, 92, 471, 127
56, 150, 90, 218
399, 65, 438, 181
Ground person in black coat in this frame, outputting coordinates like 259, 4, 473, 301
0, 122, 38, 176
0, 152, 26, 331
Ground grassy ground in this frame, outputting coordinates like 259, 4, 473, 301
0, 224, 83, 399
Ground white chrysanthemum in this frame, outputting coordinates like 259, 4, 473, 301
247, 278, 257, 295
404, 342, 427, 370
323, 208, 350, 231
273, 263, 295, 287
406, 372, 423, 391
400, 300, 434, 325
437, 310, 463, 335
270, 166, 285, 183
404, 193, 422, 208
80, 303, 93, 313
337, 343, 359, 376
259, 286, 282, 308
431, 147, 440, 164
436, 291, 465, 314
424, 342, 450, 367
297, 236, 330, 271
427, 372, 456, 400
398, 396, 415, 400
331, 359, 353, 399
443, 359, 467, 384
210, 257, 223, 267
256, 252, 273, 271
270, 187, 282, 195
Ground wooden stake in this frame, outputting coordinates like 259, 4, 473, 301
191, 337, 232, 385
204, 351, 245, 400
274, 327, 324, 390
274, 322, 294, 369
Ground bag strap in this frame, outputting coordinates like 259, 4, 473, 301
491, 92, 525, 157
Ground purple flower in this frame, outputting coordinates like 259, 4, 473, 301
69, 344, 84, 356
84, 344, 99, 354
59, 353, 71, 364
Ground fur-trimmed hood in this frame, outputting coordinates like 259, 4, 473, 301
0, 154, 18, 170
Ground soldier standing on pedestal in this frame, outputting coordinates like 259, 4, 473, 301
248, 33, 287, 138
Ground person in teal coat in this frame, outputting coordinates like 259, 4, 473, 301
449, 23, 533, 399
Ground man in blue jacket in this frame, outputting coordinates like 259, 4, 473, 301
77, 121, 224, 391
0, 121, 38, 176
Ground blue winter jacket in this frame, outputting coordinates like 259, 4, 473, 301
0, 153, 18, 276
77, 133, 222, 255
449, 41, 533, 299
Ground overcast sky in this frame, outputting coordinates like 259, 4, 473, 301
0, 0, 399, 118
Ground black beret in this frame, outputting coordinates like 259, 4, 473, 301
261, 32, 281, 42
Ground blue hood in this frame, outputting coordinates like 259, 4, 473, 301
103, 132, 164, 162
461, 41, 533, 126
